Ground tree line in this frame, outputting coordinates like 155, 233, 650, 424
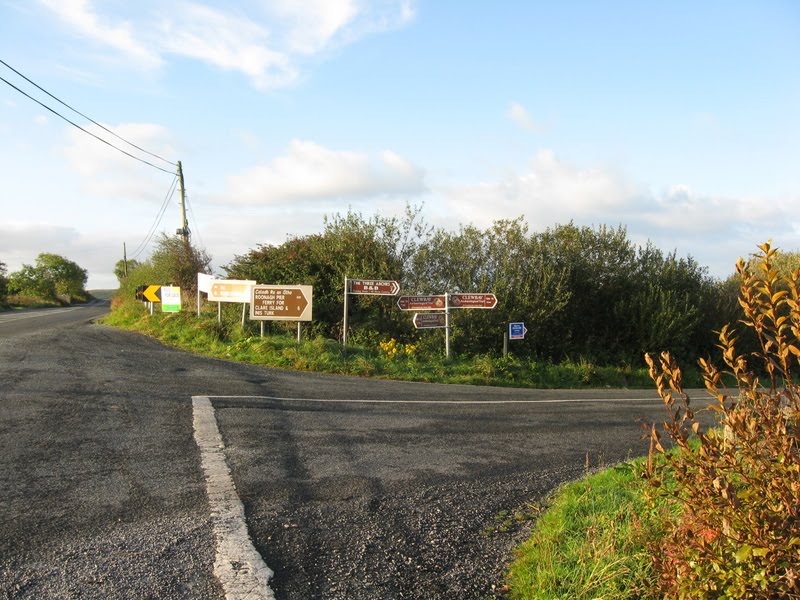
116, 207, 799, 366
220, 209, 733, 364
0, 253, 89, 306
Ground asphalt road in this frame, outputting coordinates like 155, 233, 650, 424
0, 305, 712, 599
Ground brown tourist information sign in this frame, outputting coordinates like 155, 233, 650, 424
413, 312, 448, 329
250, 285, 313, 321
448, 293, 498, 309
396, 295, 447, 311
349, 279, 400, 296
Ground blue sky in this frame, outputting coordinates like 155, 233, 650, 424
1, 1, 798, 289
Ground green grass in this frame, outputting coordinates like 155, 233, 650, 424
100, 299, 680, 389
506, 458, 672, 600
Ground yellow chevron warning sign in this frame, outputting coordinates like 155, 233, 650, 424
143, 285, 162, 303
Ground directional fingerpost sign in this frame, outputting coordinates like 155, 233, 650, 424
413, 312, 448, 329
250, 285, 313, 321
449, 293, 498, 309
349, 279, 400, 296
509, 322, 527, 340
397, 295, 447, 311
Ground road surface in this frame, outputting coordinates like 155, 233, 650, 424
0, 305, 710, 598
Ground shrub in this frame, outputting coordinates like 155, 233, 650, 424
644, 243, 800, 599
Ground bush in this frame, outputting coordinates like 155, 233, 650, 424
644, 243, 800, 599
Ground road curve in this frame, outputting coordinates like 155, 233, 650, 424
0, 308, 709, 599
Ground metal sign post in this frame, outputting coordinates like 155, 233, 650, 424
445, 293, 451, 359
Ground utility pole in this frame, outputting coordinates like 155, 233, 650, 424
176, 161, 190, 242
123, 242, 128, 277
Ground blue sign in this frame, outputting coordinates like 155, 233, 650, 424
509, 322, 527, 340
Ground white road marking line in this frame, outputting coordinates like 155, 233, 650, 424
207, 395, 661, 405
0, 307, 81, 323
192, 396, 275, 600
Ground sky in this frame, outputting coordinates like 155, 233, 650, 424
1, 1, 799, 289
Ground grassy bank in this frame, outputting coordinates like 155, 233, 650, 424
506, 456, 672, 599
101, 300, 680, 388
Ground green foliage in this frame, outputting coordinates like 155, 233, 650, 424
644, 243, 800, 599
224, 205, 429, 340
0, 260, 9, 304
7, 253, 88, 303
507, 460, 664, 600
116, 234, 211, 301
114, 258, 141, 283
103, 295, 658, 388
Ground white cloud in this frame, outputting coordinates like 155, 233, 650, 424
221, 139, 426, 204
38, 0, 162, 70
62, 121, 177, 200
440, 149, 800, 278
507, 101, 536, 131
38, 0, 417, 89
157, 3, 298, 89
269, 0, 359, 54
444, 149, 639, 227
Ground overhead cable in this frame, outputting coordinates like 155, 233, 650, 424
130, 175, 179, 260
0, 59, 176, 168
0, 73, 175, 176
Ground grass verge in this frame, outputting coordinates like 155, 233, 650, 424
506, 457, 672, 599
100, 300, 684, 388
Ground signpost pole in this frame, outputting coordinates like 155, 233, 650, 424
445, 292, 451, 359
504, 331, 509, 358
217, 302, 221, 324
241, 303, 246, 329
343, 276, 349, 348
260, 322, 264, 338
297, 322, 301, 343
197, 288, 200, 317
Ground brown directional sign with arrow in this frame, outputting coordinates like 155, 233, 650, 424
413, 312, 448, 329
448, 293, 498, 309
397, 295, 447, 311
349, 279, 400, 295
208, 279, 255, 303
250, 285, 313, 321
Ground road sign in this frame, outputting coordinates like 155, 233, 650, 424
208, 279, 256, 303
197, 273, 214, 294
349, 279, 400, 296
397, 295, 447, 311
138, 285, 161, 303
161, 286, 181, 312
449, 293, 497, 309
509, 322, 527, 340
413, 312, 448, 329
250, 285, 313, 321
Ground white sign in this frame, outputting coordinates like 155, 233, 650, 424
208, 279, 256, 303
161, 286, 182, 312
197, 273, 214, 294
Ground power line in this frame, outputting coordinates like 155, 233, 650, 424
130, 175, 179, 260
0, 59, 176, 168
0, 73, 175, 175
186, 193, 205, 250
